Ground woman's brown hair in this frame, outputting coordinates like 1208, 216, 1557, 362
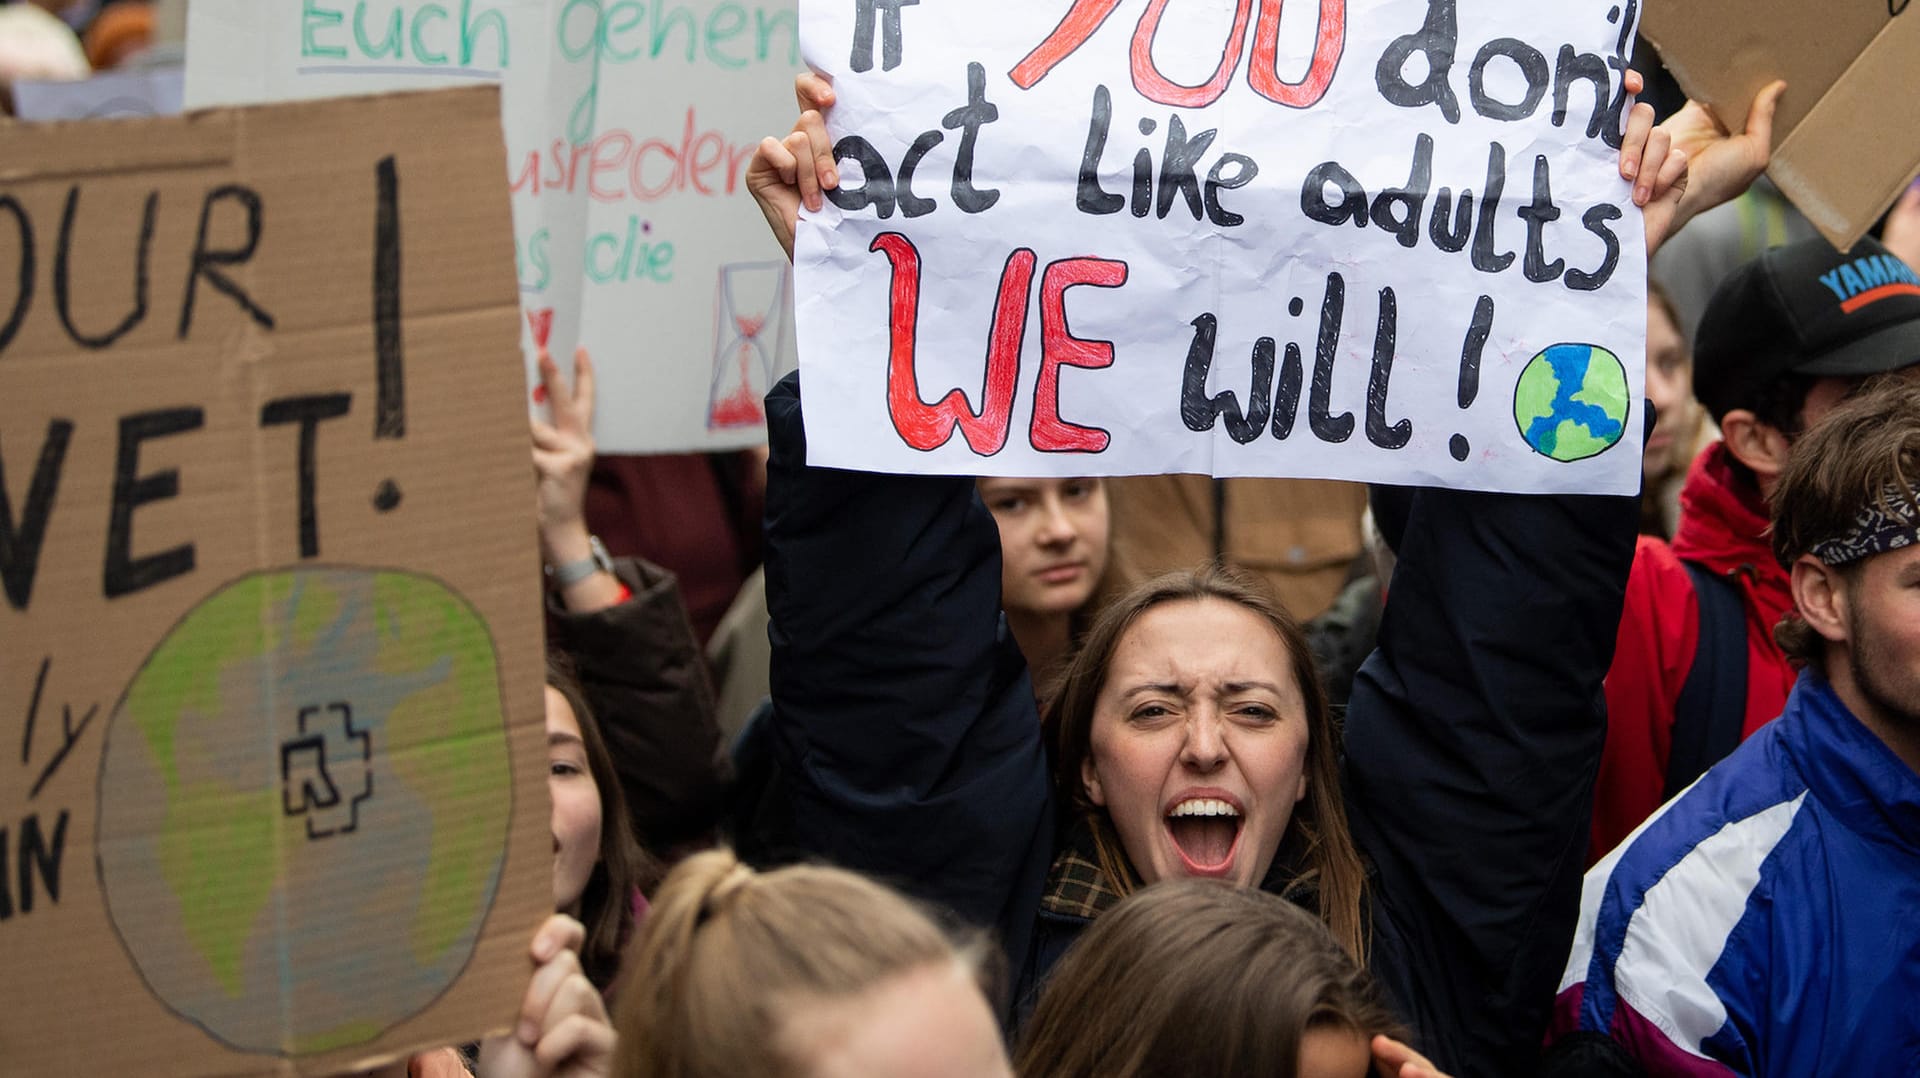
610, 849, 994, 1078
547, 652, 657, 991
1015, 880, 1406, 1078
1041, 563, 1370, 959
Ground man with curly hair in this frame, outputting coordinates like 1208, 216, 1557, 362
1550, 375, 1920, 1076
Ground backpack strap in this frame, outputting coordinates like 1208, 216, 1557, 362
1665, 562, 1751, 801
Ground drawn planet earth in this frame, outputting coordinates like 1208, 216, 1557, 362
96, 568, 510, 1056
1512, 342, 1630, 462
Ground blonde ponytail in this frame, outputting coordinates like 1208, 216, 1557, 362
612, 851, 980, 1078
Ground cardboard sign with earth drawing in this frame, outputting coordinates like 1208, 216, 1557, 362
0, 87, 550, 1075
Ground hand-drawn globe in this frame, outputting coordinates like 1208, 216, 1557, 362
1512, 342, 1631, 463
96, 568, 511, 1056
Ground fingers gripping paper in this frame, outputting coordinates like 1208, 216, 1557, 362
793, 0, 1650, 495
0, 88, 549, 1076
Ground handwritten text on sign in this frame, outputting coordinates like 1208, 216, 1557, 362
188, 0, 804, 454
793, 0, 1649, 494
0, 89, 549, 1075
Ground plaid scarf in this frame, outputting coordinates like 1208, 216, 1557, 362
1039, 821, 1132, 920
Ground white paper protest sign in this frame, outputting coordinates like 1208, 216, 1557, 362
793, 0, 1649, 494
186, 0, 803, 454
11, 64, 185, 121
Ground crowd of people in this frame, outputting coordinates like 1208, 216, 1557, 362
8, 6, 1919, 1075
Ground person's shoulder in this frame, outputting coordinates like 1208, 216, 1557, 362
1626, 534, 1692, 593
1592, 729, 1807, 916
1615, 535, 1699, 651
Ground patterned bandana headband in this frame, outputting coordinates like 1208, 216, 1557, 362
1810, 484, 1920, 567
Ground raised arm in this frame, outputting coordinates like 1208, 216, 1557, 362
534, 346, 731, 852
755, 372, 1054, 943
1343, 483, 1639, 1078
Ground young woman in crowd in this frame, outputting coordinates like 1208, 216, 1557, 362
610, 849, 1012, 1078
977, 476, 1112, 688
1018, 880, 1450, 1078
739, 68, 1778, 1077
545, 656, 654, 991
388, 670, 636, 1078
1640, 282, 1715, 536
535, 345, 733, 858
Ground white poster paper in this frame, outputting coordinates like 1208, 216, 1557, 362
12, 64, 185, 121
794, 0, 1649, 494
186, 0, 804, 453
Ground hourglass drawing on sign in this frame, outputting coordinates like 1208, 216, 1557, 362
708, 262, 791, 429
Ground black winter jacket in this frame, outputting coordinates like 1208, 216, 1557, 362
752, 373, 1636, 1078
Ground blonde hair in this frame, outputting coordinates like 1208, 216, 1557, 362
611, 850, 991, 1078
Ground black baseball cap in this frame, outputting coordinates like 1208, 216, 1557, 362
1693, 236, 1920, 422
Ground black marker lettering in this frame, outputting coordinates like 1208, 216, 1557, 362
0, 419, 73, 611
1471, 142, 1516, 273
1370, 134, 1434, 248
1309, 273, 1355, 443
104, 407, 203, 600
1365, 288, 1412, 450
55, 187, 156, 349
179, 184, 275, 339
896, 130, 945, 217
826, 136, 899, 219
1155, 116, 1216, 221
1374, 0, 1461, 124
0, 195, 33, 357
1302, 161, 1369, 228
943, 62, 1001, 214
260, 394, 353, 560
1565, 204, 1622, 292
373, 158, 405, 440
1519, 155, 1566, 284
1077, 86, 1125, 215
1467, 37, 1548, 122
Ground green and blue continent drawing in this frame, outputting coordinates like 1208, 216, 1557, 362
1512, 342, 1631, 463
96, 568, 511, 1056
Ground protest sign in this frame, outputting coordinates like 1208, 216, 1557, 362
185, 0, 804, 455
0, 87, 550, 1075
1643, 1, 1920, 252
792, 0, 1649, 495
11, 63, 186, 121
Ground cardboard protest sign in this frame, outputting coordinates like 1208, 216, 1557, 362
0, 87, 550, 1075
1643, 1, 1920, 252
186, 0, 805, 454
792, 0, 1650, 494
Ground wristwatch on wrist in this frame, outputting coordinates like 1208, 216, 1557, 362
546, 535, 613, 587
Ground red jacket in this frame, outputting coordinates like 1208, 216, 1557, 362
1588, 443, 1799, 863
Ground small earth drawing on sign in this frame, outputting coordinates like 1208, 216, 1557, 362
1511, 342, 1631, 463
95, 567, 512, 1057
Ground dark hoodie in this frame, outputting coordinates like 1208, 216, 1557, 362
749, 372, 1637, 1078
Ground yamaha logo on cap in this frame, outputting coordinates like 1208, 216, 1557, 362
1693, 236, 1920, 421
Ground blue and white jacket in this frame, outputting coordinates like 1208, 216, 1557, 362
1551, 671, 1920, 1075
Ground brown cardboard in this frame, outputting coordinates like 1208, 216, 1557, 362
0, 86, 549, 1076
1643, 1, 1920, 250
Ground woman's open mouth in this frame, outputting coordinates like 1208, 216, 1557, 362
1165, 796, 1244, 878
